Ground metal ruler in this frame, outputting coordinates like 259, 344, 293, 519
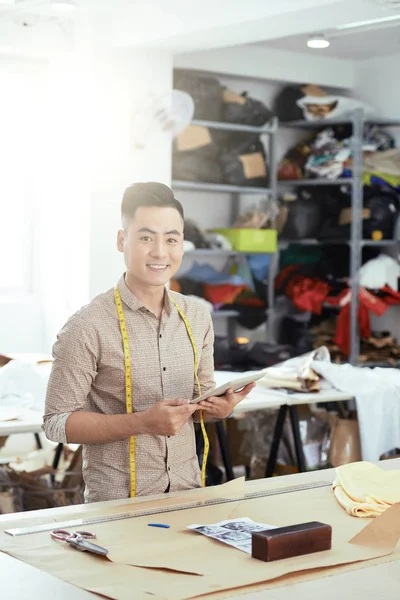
5, 480, 331, 537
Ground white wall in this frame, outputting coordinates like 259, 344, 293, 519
0, 65, 48, 354
87, 48, 174, 299
175, 46, 355, 90
356, 53, 400, 120
355, 54, 400, 343
0, 48, 174, 354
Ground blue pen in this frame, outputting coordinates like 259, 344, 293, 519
148, 523, 170, 529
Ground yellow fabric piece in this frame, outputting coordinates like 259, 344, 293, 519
362, 171, 400, 188
332, 461, 400, 518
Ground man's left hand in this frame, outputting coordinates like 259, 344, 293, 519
198, 382, 256, 419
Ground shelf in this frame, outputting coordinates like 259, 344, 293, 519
172, 180, 272, 194
278, 178, 352, 187
279, 238, 343, 247
279, 116, 400, 130
191, 118, 276, 134
361, 240, 400, 247
279, 116, 357, 129
364, 119, 400, 128
279, 239, 400, 247
211, 310, 239, 318
183, 249, 273, 256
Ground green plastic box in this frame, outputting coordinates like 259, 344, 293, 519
212, 228, 277, 253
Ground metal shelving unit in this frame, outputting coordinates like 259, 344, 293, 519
173, 116, 279, 343
276, 109, 400, 366
173, 97, 400, 364
172, 180, 273, 194
183, 249, 272, 257
278, 178, 352, 187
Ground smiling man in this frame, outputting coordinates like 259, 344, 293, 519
43, 182, 254, 503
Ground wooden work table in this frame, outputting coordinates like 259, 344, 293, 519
1, 461, 400, 599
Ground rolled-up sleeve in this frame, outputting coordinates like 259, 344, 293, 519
43, 312, 98, 443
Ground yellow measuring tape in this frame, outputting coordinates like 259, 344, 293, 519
114, 286, 209, 497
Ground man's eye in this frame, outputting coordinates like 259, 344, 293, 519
140, 236, 152, 242
168, 238, 178, 243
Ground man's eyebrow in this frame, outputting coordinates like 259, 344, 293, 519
137, 227, 157, 234
137, 227, 181, 236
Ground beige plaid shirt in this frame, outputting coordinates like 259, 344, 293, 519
43, 275, 215, 503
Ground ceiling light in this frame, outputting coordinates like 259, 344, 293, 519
51, 0, 76, 12
307, 35, 330, 49
336, 14, 400, 30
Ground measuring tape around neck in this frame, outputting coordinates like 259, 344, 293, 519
114, 286, 209, 497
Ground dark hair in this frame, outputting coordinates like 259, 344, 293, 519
121, 182, 184, 222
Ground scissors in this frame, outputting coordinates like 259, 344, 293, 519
50, 529, 108, 556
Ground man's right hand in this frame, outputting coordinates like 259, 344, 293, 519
139, 398, 201, 437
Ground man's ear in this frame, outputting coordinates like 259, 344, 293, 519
117, 229, 125, 253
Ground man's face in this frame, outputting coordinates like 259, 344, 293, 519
117, 206, 184, 288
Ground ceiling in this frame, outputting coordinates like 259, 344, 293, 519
259, 21, 400, 60
0, 0, 398, 59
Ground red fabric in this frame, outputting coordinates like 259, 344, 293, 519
285, 275, 331, 315
358, 287, 388, 316
334, 286, 400, 355
235, 297, 265, 308
203, 283, 250, 305
275, 264, 300, 290
277, 268, 400, 356
334, 302, 371, 357
380, 285, 400, 305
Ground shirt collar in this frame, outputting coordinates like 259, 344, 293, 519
117, 274, 172, 316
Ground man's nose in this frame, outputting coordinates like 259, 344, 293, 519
151, 239, 167, 257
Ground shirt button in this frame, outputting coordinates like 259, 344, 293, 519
163, 367, 166, 371
168, 467, 171, 472
159, 334, 162, 338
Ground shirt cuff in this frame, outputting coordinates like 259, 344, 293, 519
42, 412, 72, 444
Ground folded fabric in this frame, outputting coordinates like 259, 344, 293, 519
332, 461, 400, 518
260, 365, 320, 392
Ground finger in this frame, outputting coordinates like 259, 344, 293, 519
198, 404, 217, 414
200, 395, 228, 404
186, 403, 202, 414
199, 398, 219, 408
199, 399, 220, 411
163, 398, 189, 407
240, 382, 256, 394
232, 382, 256, 400
170, 403, 200, 414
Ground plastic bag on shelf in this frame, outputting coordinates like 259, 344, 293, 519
222, 88, 273, 126
219, 133, 269, 187
172, 125, 223, 183
173, 69, 223, 121
280, 187, 324, 240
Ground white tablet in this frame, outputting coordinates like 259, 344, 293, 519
192, 368, 267, 403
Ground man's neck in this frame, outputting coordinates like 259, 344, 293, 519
124, 273, 166, 318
